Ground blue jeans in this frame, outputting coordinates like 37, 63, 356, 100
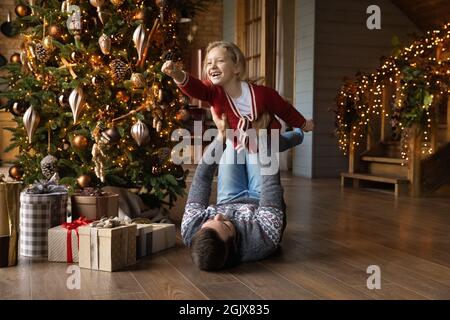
217, 128, 304, 204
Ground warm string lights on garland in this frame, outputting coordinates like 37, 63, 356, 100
334, 22, 450, 161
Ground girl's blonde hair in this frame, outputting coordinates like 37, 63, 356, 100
202, 41, 246, 80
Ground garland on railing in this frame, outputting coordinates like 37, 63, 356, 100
334, 23, 450, 159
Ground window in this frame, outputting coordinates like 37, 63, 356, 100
237, 0, 277, 87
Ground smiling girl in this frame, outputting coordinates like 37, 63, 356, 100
162, 41, 313, 204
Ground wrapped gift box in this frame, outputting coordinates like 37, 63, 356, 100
136, 224, 153, 259
20, 191, 68, 257
135, 223, 175, 258
78, 223, 136, 272
48, 217, 92, 263
151, 223, 176, 254
0, 181, 21, 267
71, 191, 119, 221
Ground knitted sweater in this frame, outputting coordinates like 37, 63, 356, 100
181, 138, 285, 262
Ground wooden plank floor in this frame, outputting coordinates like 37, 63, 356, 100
1, 175, 450, 300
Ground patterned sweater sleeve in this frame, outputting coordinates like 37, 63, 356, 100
181, 138, 226, 246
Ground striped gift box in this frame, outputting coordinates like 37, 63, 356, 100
19, 192, 68, 258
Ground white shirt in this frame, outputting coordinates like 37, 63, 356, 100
230, 82, 252, 117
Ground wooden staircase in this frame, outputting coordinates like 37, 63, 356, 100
341, 89, 450, 197
341, 140, 410, 196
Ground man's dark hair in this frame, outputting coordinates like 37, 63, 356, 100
190, 228, 238, 271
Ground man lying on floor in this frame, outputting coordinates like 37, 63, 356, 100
181, 114, 286, 271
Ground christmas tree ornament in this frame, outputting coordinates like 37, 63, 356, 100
1, 13, 17, 38
23, 105, 40, 143
29, 0, 35, 14
109, 59, 129, 82
58, 92, 70, 107
101, 126, 120, 144
11, 100, 29, 116
10, 53, 21, 64
132, 8, 145, 21
8, 165, 23, 180
40, 154, 58, 179
130, 73, 146, 88
116, 89, 130, 103
158, 88, 164, 102
70, 51, 83, 63
176, 109, 190, 122
73, 135, 88, 149
43, 35, 54, 50
0, 54, 7, 67
173, 165, 184, 180
66, 5, 82, 42
91, 75, 104, 88
131, 120, 150, 146
89, 0, 107, 24
156, 120, 162, 133
69, 86, 85, 123
152, 166, 161, 176
61, 0, 69, 13
132, 24, 146, 64
98, 34, 111, 55
15, 4, 31, 17
92, 135, 107, 182
153, 116, 158, 129
77, 174, 91, 188
48, 24, 64, 40
111, 0, 125, 6
35, 42, 50, 63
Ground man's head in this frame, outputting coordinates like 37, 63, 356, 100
190, 213, 239, 271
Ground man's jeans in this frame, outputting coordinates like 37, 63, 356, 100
217, 128, 304, 204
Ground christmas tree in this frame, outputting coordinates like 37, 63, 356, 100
0, 0, 212, 208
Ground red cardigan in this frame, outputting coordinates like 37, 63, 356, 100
177, 73, 306, 150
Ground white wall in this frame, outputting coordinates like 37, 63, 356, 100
223, 0, 236, 42
294, 0, 421, 178
293, 0, 316, 178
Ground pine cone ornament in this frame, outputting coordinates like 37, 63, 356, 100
40, 154, 58, 179
109, 59, 129, 82
35, 42, 50, 63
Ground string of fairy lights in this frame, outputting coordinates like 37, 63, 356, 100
335, 22, 450, 164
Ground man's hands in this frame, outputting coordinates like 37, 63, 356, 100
211, 108, 228, 142
252, 112, 272, 136
161, 60, 185, 83
302, 119, 314, 132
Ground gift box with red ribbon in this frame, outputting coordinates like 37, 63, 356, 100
48, 217, 92, 263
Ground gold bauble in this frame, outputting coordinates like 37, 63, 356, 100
43, 36, 54, 50
73, 135, 88, 149
10, 53, 21, 64
116, 89, 130, 103
111, 0, 125, 6
15, 5, 31, 17
133, 9, 145, 21
8, 165, 23, 180
77, 175, 91, 188
48, 24, 64, 39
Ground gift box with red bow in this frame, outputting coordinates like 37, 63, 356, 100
48, 217, 92, 263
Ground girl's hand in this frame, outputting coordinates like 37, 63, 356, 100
161, 60, 185, 83
302, 119, 314, 132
